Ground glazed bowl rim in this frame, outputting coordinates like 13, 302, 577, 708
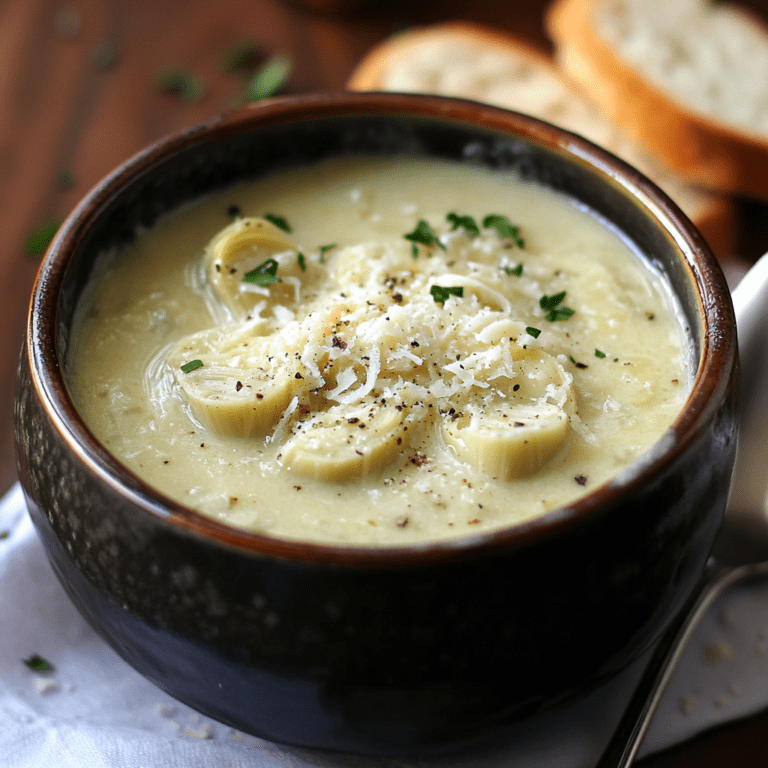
24, 91, 736, 566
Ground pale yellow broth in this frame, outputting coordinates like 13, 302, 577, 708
67, 156, 690, 545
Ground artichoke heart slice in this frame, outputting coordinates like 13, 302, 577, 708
169, 330, 295, 438
178, 364, 294, 438
205, 216, 297, 317
442, 346, 573, 480
281, 402, 410, 482
443, 403, 569, 480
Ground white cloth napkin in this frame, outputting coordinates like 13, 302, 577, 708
3, 483, 768, 768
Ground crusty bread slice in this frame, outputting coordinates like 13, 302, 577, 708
347, 21, 735, 255
547, 0, 768, 200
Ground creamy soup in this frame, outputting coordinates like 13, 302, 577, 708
68, 156, 690, 544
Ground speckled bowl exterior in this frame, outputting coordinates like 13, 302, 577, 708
14, 93, 738, 755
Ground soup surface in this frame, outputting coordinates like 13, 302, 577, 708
68, 156, 690, 544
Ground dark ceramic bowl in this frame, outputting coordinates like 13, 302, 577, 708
15, 92, 737, 756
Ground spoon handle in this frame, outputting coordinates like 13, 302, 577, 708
729, 252, 768, 522
596, 560, 733, 768
597, 250, 768, 767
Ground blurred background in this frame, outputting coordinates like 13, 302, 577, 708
3, 1, 768, 764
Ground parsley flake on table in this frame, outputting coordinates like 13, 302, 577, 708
54, 7, 80, 37
430, 285, 463, 305
405, 220, 445, 257
24, 219, 62, 257
482, 214, 524, 247
446, 212, 480, 237
180, 359, 204, 373
23, 654, 54, 672
540, 291, 575, 322
221, 39, 264, 74
154, 68, 205, 102
246, 55, 291, 102
56, 168, 75, 190
91, 39, 119, 71
243, 257, 281, 286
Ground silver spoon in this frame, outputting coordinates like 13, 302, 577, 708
596, 252, 768, 768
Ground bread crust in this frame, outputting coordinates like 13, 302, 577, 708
346, 20, 737, 255
546, 0, 768, 201
347, 22, 557, 91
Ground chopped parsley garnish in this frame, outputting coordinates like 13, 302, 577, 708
180, 359, 204, 373
154, 68, 205, 102
446, 212, 480, 237
482, 214, 524, 247
24, 219, 62, 257
540, 291, 575, 322
318, 243, 337, 262
243, 257, 281, 286
405, 220, 446, 257
0, 530, 9, 540
595, 349, 606, 358
246, 55, 291, 101
504, 263, 523, 276
23, 654, 54, 672
297, 252, 306, 271
540, 291, 566, 310
264, 213, 291, 232
546, 305, 575, 322
526, 326, 541, 339
430, 285, 463, 305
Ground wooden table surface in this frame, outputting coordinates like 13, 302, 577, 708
3, 0, 768, 765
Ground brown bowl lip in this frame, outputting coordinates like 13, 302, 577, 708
24, 91, 736, 568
